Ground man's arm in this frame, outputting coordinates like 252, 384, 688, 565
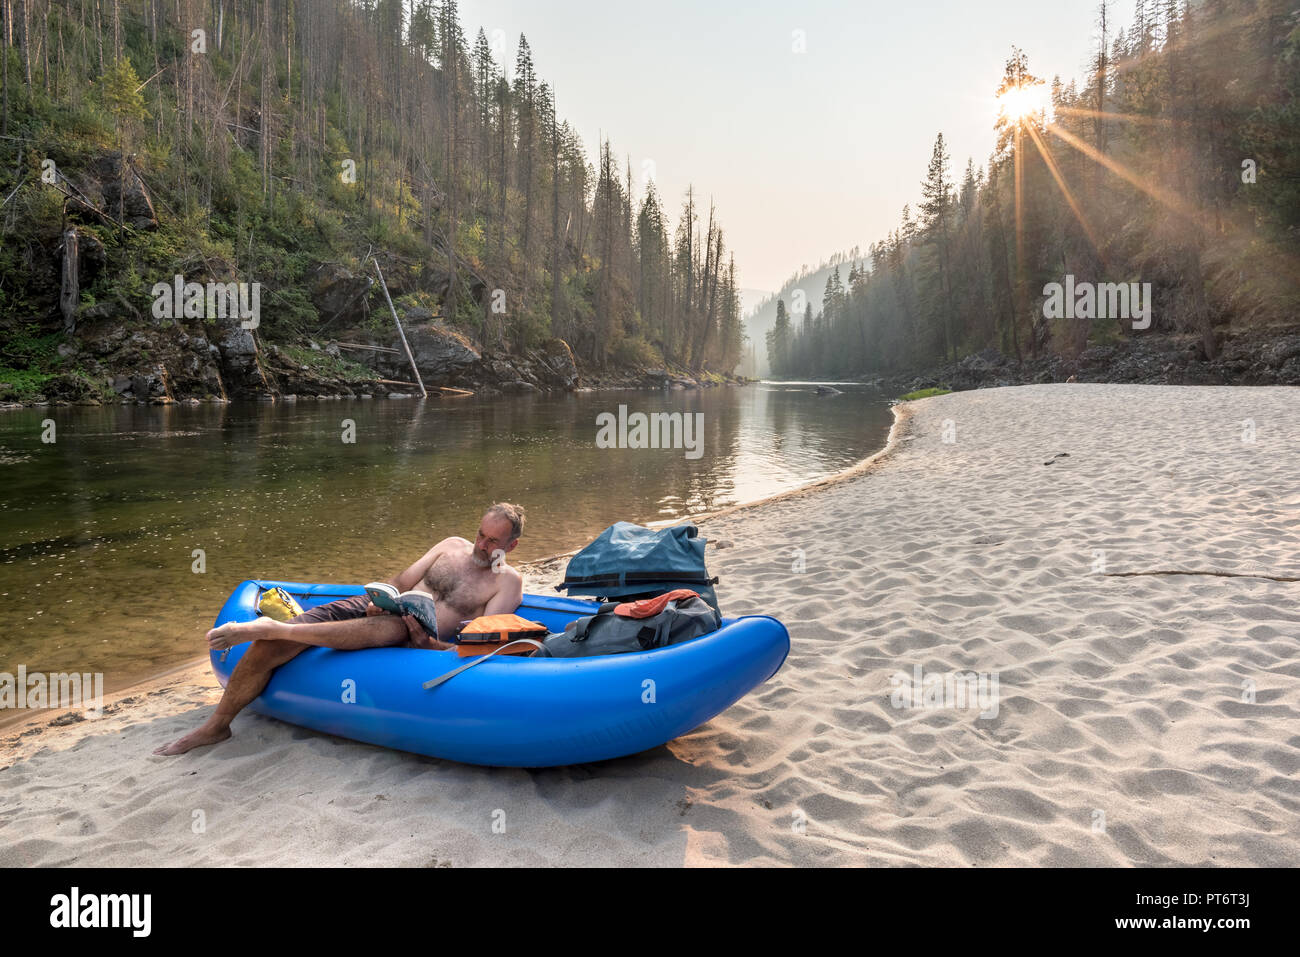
481, 567, 524, 617
387, 538, 460, 592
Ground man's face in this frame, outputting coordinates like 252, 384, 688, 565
472, 515, 516, 567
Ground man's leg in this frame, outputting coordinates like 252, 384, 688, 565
154, 596, 407, 756
206, 613, 410, 651
153, 636, 312, 755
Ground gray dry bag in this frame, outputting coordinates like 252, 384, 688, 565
534, 590, 721, 659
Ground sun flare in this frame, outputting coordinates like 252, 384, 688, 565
997, 83, 1050, 123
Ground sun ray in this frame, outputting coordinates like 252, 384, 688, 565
1022, 122, 1104, 258
1044, 120, 1300, 286
1055, 105, 1174, 127
1014, 121, 1026, 342
1044, 120, 1203, 226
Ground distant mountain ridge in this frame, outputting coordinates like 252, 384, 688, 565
742, 251, 860, 376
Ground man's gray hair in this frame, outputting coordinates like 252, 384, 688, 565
486, 502, 525, 540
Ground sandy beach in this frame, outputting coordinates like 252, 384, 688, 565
2, 383, 1297, 867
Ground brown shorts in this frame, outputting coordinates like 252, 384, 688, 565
286, 595, 433, 646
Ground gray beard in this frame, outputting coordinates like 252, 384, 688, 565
470, 550, 491, 568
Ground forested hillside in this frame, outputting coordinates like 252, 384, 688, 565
743, 252, 856, 377
0, 0, 746, 402
770, 0, 1300, 383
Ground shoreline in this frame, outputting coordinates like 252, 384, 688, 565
0, 402, 908, 745
0, 373, 761, 414
6, 383, 1297, 866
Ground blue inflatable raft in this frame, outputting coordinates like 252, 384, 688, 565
210, 579, 790, 767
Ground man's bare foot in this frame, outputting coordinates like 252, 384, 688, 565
206, 619, 279, 650
152, 723, 232, 755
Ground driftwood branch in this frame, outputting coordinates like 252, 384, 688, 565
333, 341, 400, 354
0, 174, 26, 209
369, 257, 428, 399
372, 381, 474, 397
135, 66, 169, 93
51, 181, 128, 229
1104, 571, 1299, 583
49, 169, 130, 230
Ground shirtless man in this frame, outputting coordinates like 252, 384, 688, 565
154, 503, 526, 755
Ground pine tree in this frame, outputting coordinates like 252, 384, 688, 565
514, 34, 536, 258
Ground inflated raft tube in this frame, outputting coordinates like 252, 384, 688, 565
209, 579, 790, 767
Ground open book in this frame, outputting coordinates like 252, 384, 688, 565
364, 582, 439, 637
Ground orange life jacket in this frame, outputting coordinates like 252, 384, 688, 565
454, 614, 549, 657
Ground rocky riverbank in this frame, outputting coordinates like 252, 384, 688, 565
863, 325, 1300, 397
0, 301, 748, 411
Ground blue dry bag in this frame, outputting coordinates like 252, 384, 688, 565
556, 522, 721, 614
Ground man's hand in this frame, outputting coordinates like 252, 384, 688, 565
364, 601, 386, 617
407, 629, 454, 651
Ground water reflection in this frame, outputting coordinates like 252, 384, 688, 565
0, 384, 890, 703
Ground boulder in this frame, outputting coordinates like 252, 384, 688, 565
75, 153, 159, 229
214, 315, 270, 396
42, 373, 98, 400
404, 323, 481, 380
73, 227, 107, 274
131, 367, 168, 399
310, 263, 373, 326
83, 323, 129, 357
1262, 335, 1300, 369
218, 323, 257, 361
533, 338, 580, 390
78, 292, 141, 325
501, 379, 541, 394
324, 323, 477, 386
261, 346, 322, 398
166, 343, 227, 398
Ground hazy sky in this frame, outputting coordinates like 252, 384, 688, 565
455, 0, 1118, 294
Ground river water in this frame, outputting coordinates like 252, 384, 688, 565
0, 382, 891, 712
